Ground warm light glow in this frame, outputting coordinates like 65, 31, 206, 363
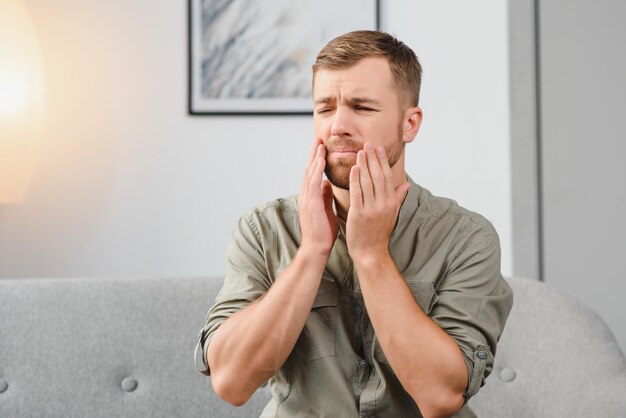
0, 0, 46, 204
0, 72, 29, 116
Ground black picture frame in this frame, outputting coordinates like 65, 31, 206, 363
188, 0, 381, 116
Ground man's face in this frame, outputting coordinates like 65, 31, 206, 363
313, 57, 407, 190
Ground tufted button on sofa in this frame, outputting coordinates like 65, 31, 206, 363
1, 276, 625, 417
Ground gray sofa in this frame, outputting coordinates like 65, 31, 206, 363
1, 276, 625, 417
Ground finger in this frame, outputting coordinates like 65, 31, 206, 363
357, 149, 374, 203
307, 138, 323, 168
376, 146, 395, 199
310, 153, 325, 192
303, 141, 317, 189
314, 144, 326, 179
321, 180, 335, 211
364, 143, 384, 198
349, 165, 363, 209
305, 144, 325, 189
303, 140, 324, 186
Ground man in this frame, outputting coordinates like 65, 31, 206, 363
196, 30, 513, 418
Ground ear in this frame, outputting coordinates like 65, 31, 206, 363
401, 106, 423, 144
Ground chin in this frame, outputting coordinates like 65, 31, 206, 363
324, 166, 351, 190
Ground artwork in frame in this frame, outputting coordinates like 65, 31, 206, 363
188, 0, 380, 115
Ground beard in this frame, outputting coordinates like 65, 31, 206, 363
324, 125, 405, 190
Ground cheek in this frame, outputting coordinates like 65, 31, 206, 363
313, 118, 330, 139
367, 120, 393, 144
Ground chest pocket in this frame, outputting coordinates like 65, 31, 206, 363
374, 283, 438, 363
296, 279, 339, 360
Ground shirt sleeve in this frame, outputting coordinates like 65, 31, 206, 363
429, 226, 513, 400
195, 213, 272, 376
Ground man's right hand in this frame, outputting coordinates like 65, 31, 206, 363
208, 139, 338, 406
298, 139, 339, 256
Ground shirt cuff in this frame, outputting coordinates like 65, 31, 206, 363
463, 344, 492, 400
194, 329, 212, 376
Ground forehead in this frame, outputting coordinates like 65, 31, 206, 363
313, 57, 395, 100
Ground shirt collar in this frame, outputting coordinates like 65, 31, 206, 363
392, 174, 422, 239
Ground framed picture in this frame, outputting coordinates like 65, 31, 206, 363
188, 0, 380, 115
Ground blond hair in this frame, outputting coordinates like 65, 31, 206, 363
312, 30, 422, 106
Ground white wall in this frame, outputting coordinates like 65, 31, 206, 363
387, 1, 512, 275
0, 0, 511, 279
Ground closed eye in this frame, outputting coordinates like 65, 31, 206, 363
355, 105, 376, 112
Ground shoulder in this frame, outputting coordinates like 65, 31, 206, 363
240, 195, 299, 223
229, 196, 301, 273
235, 195, 300, 240
406, 182, 500, 267
414, 182, 498, 239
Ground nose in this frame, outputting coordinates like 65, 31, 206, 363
330, 107, 353, 138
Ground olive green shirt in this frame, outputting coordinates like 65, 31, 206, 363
198, 179, 513, 417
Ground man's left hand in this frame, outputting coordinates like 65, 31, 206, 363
346, 143, 410, 260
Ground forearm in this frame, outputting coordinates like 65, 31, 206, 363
208, 248, 327, 405
355, 254, 467, 417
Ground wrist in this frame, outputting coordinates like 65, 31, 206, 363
296, 243, 332, 263
351, 248, 392, 270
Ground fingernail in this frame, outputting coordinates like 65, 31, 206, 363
376, 146, 385, 155
364, 143, 373, 151
358, 150, 366, 159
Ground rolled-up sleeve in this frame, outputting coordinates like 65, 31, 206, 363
195, 213, 272, 376
430, 227, 513, 400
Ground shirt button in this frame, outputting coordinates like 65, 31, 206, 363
477, 350, 487, 359
354, 305, 363, 315
359, 359, 368, 368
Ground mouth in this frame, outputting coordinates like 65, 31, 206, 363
329, 149, 358, 158
327, 146, 360, 158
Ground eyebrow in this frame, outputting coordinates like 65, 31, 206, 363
314, 96, 382, 106
314, 96, 335, 106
